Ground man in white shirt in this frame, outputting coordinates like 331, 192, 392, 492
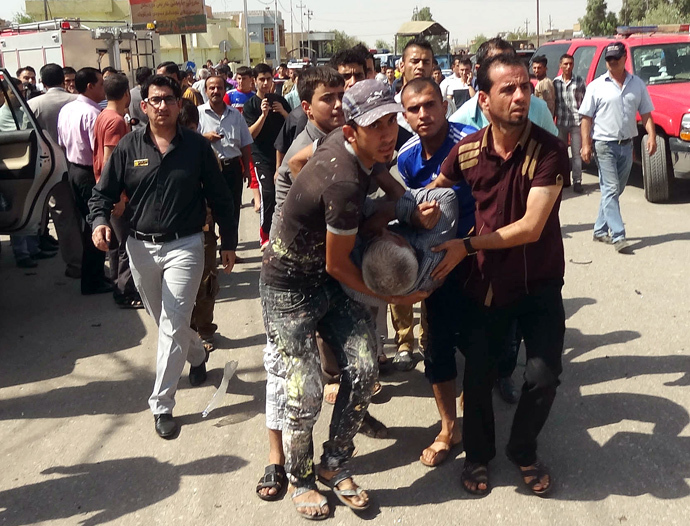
440, 57, 476, 108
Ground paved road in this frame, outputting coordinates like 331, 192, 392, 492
1, 167, 689, 526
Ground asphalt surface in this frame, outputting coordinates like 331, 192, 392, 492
1, 166, 689, 526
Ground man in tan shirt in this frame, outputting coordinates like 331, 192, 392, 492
532, 55, 556, 117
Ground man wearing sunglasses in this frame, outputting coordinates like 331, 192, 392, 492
579, 41, 657, 254
88, 75, 238, 439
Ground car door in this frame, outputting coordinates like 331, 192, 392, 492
0, 69, 66, 235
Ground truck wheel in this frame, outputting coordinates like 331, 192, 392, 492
641, 134, 670, 203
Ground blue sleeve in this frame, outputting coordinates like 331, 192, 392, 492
529, 95, 559, 136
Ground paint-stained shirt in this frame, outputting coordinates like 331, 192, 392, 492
261, 128, 372, 289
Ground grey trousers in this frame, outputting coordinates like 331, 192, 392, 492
44, 179, 83, 273
126, 232, 207, 415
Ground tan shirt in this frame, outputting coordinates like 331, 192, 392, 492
535, 77, 556, 117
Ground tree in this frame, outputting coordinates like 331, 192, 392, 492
636, 2, 683, 24
620, 0, 661, 25
375, 39, 392, 52
579, 0, 619, 36
470, 34, 488, 53
13, 11, 36, 24
413, 6, 433, 21
328, 29, 360, 54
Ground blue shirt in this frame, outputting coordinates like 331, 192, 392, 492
397, 121, 477, 237
449, 93, 559, 136
578, 71, 654, 141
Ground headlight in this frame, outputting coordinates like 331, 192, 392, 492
681, 113, 690, 141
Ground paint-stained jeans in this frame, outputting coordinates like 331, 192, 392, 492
260, 278, 378, 489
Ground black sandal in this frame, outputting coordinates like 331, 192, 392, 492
461, 461, 490, 496
256, 464, 287, 501
509, 458, 553, 497
358, 412, 388, 439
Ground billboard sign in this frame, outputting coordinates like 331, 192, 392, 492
129, 0, 207, 35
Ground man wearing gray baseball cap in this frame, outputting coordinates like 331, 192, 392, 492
260, 79, 431, 519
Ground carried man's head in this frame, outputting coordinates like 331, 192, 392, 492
400, 77, 448, 139
342, 79, 404, 167
362, 230, 418, 296
477, 53, 531, 129
298, 66, 345, 133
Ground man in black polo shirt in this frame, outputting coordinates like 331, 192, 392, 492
243, 63, 291, 249
88, 75, 237, 440
431, 54, 568, 497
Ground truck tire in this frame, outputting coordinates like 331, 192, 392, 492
641, 134, 670, 203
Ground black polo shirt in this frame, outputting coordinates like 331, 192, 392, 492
88, 125, 238, 250
243, 93, 291, 169
440, 122, 567, 307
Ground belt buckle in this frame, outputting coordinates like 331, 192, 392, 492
150, 233, 160, 243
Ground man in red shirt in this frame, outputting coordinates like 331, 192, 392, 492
93, 73, 140, 307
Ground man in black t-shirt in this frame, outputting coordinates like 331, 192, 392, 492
243, 63, 291, 249
260, 80, 430, 519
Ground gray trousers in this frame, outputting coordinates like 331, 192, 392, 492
43, 179, 83, 273
126, 232, 207, 415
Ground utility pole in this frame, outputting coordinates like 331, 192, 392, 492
525, 18, 529, 35
290, 0, 293, 59
306, 9, 313, 61
243, 0, 251, 66
536, 0, 540, 47
297, 3, 305, 59
273, 0, 281, 67
43, 0, 49, 21
548, 15, 553, 32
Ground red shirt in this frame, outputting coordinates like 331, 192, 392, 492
440, 122, 567, 306
93, 109, 128, 182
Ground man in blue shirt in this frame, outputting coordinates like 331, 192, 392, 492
397, 77, 476, 467
579, 42, 656, 253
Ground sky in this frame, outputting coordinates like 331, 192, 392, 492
1, 0, 626, 48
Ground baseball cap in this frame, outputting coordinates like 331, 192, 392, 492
342, 79, 404, 127
605, 42, 626, 60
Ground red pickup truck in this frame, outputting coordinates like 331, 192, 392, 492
534, 27, 690, 203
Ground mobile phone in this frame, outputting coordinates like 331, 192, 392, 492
265, 93, 280, 104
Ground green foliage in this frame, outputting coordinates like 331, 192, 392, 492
375, 39, 392, 52
413, 7, 433, 21
328, 29, 361, 54
470, 34, 488, 53
635, 2, 683, 24
579, 0, 619, 36
12, 11, 36, 24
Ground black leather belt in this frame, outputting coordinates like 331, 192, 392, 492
130, 228, 201, 244
221, 156, 241, 166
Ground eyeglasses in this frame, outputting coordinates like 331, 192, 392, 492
341, 72, 366, 82
144, 96, 178, 107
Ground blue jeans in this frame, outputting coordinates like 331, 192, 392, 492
10, 234, 40, 261
594, 140, 633, 243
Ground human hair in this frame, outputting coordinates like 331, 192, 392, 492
216, 64, 231, 76
432, 64, 442, 74
475, 37, 516, 67
279, 63, 288, 69
39, 63, 64, 88
178, 98, 200, 128
75, 67, 102, 94
362, 236, 418, 296
477, 53, 528, 93
400, 77, 443, 103
532, 54, 548, 67
329, 49, 366, 71
253, 63, 273, 77
560, 53, 574, 63
16, 66, 36, 77
157, 61, 180, 79
297, 66, 344, 104
104, 73, 130, 101
458, 57, 472, 68
141, 74, 182, 100
135, 66, 152, 85
62, 66, 77, 76
402, 38, 433, 60
197, 68, 210, 80
102, 66, 118, 76
236, 66, 253, 77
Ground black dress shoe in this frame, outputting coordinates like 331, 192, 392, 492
496, 376, 519, 404
16, 257, 38, 269
65, 267, 81, 279
189, 361, 207, 386
154, 414, 177, 438
40, 234, 60, 251
30, 249, 58, 260
82, 281, 114, 295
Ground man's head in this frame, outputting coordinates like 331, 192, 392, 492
475, 37, 516, 68
277, 63, 288, 78
455, 57, 472, 83
362, 230, 418, 296
253, 63, 274, 96
352, 43, 376, 80
102, 66, 118, 80
431, 65, 444, 85
401, 38, 434, 84
135, 66, 153, 86
477, 54, 531, 129
235, 66, 254, 92
216, 64, 231, 82
178, 98, 200, 130
342, 79, 404, 167
386, 66, 396, 83
298, 66, 345, 133
39, 63, 65, 89
329, 49, 366, 90
156, 61, 181, 80
63, 66, 77, 93
531, 55, 548, 80
141, 74, 182, 129
104, 73, 130, 106
604, 42, 627, 75
205, 75, 227, 105
400, 78, 448, 139
76, 67, 105, 102
16, 66, 36, 85
559, 54, 574, 78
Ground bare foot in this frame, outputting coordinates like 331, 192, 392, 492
324, 383, 339, 405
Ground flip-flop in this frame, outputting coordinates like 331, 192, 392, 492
420, 433, 462, 467
291, 486, 329, 520
256, 464, 287, 501
317, 468, 369, 511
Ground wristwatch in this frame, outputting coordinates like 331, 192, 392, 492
463, 237, 477, 256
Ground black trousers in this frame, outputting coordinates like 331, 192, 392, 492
460, 281, 565, 466
108, 206, 137, 298
254, 160, 275, 243
221, 158, 243, 241
68, 163, 107, 293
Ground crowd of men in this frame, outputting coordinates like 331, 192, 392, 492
1, 34, 656, 520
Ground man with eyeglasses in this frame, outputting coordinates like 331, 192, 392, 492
579, 42, 656, 254
88, 75, 238, 439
